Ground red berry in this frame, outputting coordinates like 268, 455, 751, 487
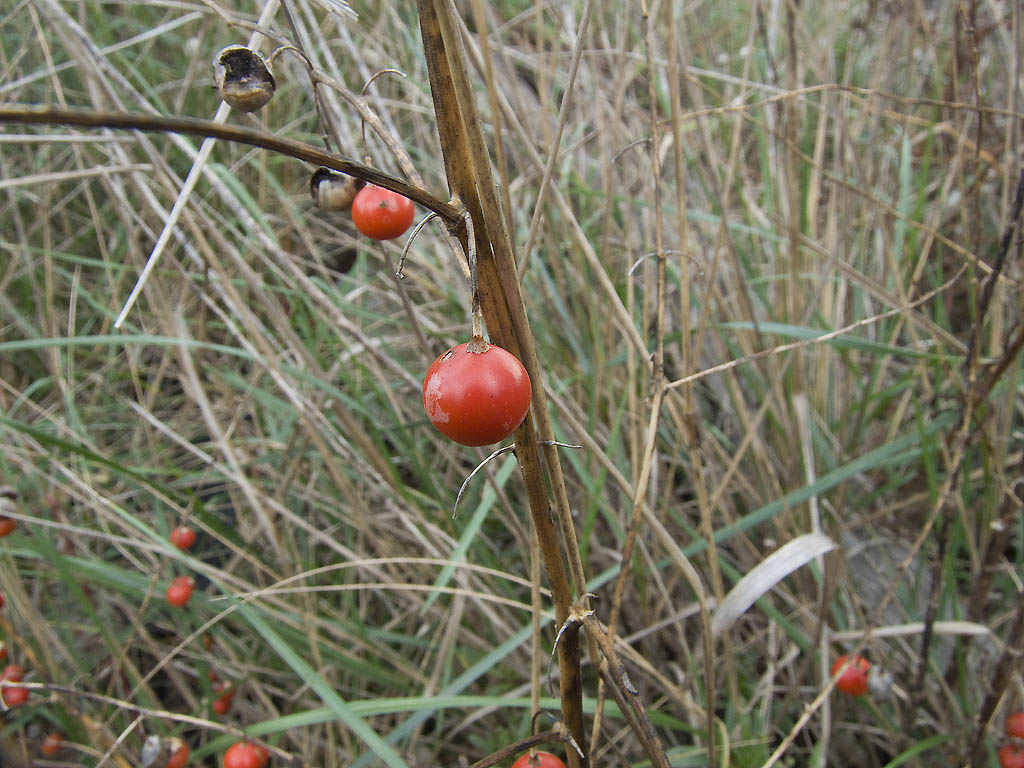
831, 654, 871, 696
1000, 745, 1024, 768
1008, 713, 1024, 740
0, 642, 7, 661
422, 339, 532, 446
350, 185, 415, 240
212, 682, 235, 715
166, 737, 189, 768
511, 752, 567, 768
1, 683, 28, 707
212, 695, 231, 715
166, 576, 194, 607
0, 518, 16, 537
0, 592, 5, 609
169, 526, 197, 551
40, 732, 62, 756
1, 663, 27, 707
2, 664, 24, 682
223, 741, 269, 768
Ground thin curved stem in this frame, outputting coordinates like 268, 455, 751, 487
0, 105, 461, 224
397, 212, 439, 278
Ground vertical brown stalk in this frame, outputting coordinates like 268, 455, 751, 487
414, 3, 587, 764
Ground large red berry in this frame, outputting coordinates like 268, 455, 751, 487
169, 526, 197, 551
831, 654, 870, 696
166, 576, 194, 607
1008, 713, 1024, 740
0, 517, 16, 537
350, 185, 415, 240
1000, 745, 1024, 768
223, 741, 269, 768
511, 752, 567, 768
422, 339, 532, 446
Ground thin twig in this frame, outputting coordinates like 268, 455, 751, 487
0, 105, 461, 222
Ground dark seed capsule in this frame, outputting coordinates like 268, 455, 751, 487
310, 167, 363, 212
213, 45, 276, 113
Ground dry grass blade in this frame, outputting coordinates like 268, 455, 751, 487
711, 533, 837, 639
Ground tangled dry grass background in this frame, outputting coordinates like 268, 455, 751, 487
0, 0, 1022, 766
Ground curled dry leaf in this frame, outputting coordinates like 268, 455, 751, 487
711, 532, 836, 639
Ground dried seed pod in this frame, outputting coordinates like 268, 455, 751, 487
213, 45, 275, 113
140, 735, 165, 768
310, 167, 363, 212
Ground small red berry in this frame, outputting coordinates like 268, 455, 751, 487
0, 592, 5, 609
40, 732, 62, 756
2, 664, 24, 682
212, 695, 231, 715
166, 737, 190, 768
166, 576, 194, 607
169, 526, 197, 551
511, 752, 567, 768
0, 518, 16, 537
1, 684, 27, 708
831, 654, 871, 696
1, 664, 27, 708
212, 682, 235, 715
350, 185, 415, 240
0, 642, 7, 661
1000, 745, 1024, 768
1008, 713, 1024, 740
223, 740, 269, 768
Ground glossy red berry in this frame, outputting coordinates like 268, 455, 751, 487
1007, 713, 1024, 740
166, 576, 194, 607
1000, 745, 1024, 768
166, 737, 190, 768
0, 518, 16, 537
40, 732, 62, 756
350, 185, 415, 240
0, 642, 7, 662
831, 654, 870, 696
169, 526, 197, 551
422, 339, 532, 446
223, 740, 269, 768
511, 751, 567, 768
